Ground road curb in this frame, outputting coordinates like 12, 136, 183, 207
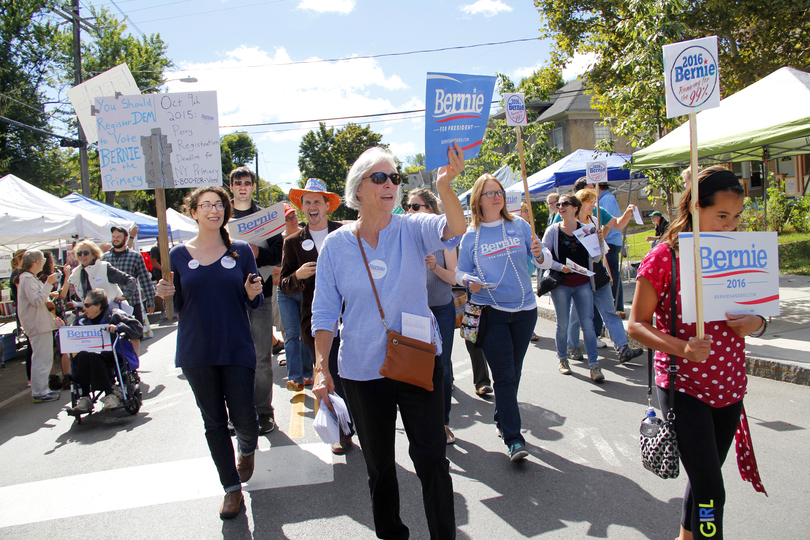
535, 304, 809, 387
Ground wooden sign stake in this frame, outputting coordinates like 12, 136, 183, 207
689, 113, 704, 338
515, 126, 536, 239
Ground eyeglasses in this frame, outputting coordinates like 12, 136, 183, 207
483, 190, 505, 199
285, 214, 297, 222
231, 179, 253, 187
364, 172, 402, 185
408, 203, 426, 211
196, 202, 224, 212
77, 250, 92, 257
558, 201, 574, 208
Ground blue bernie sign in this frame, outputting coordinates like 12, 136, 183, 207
424, 72, 497, 171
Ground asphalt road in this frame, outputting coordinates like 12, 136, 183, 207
1, 316, 808, 539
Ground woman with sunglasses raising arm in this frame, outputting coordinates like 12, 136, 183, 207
311, 144, 465, 539
156, 186, 264, 520
407, 188, 459, 445
455, 174, 552, 463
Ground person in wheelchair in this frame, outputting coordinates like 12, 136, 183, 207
59, 288, 142, 413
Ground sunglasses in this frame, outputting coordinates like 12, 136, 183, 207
483, 190, 505, 199
558, 201, 575, 208
364, 172, 402, 185
231, 180, 253, 187
77, 250, 93, 257
408, 203, 426, 211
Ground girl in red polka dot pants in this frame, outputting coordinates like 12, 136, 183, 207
629, 166, 768, 540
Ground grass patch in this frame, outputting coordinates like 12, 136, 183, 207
778, 237, 810, 275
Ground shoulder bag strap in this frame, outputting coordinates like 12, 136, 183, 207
356, 235, 390, 331
646, 246, 679, 417
668, 246, 678, 419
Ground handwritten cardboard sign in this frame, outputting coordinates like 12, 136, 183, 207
424, 72, 496, 171
228, 202, 286, 245
66, 63, 140, 144
58, 325, 112, 354
679, 231, 780, 324
95, 91, 221, 191
663, 36, 721, 118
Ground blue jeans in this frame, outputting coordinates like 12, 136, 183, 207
607, 244, 623, 310
277, 291, 313, 384
430, 299, 456, 426
249, 300, 275, 417
568, 284, 629, 351
480, 307, 537, 448
551, 284, 599, 366
182, 365, 259, 492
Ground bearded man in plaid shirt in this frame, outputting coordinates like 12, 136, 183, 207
103, 226, 155, 352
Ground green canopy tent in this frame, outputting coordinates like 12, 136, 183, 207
632, 67, 810, 169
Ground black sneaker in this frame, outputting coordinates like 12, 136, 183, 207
508, 442, 528, 462
258, 414, 276, 434
48, 375, 62, 391
618, 346, 644, 364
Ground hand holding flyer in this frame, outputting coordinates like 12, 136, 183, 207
566, 258, 595, 277
572, 224, 603, 258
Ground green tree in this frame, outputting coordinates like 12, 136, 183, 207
0, 0, 70, 190
454, 70, 565, 193
404, 153, 425, 174
221, 132, 257, 167
298, 123, 386, 221
534, 0, 810, 209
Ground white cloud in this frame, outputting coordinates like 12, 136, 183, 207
170, 45, 408, 144
562, 52, 597, 81
297, 0, 355, 14
511, 60, 545, 81
388, 141, 417, 158
459, 0, 513, 17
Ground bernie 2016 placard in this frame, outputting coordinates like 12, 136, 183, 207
95, 91, 222, 191
663, 36, 721, 118
678, 231, 780, 324
58, 325, 112, 354
424, 72, 496, 171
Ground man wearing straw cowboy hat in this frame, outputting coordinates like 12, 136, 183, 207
279, 178, 353, 454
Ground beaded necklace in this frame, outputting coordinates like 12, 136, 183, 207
473, 218, 526, 310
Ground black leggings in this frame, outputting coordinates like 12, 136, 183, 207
657, 387, 743, 540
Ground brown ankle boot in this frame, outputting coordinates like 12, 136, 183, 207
219, 490, 243, 520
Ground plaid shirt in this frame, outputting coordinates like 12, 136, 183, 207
103, 247, 156, 309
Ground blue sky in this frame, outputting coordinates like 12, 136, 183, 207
107, 0, 590, 193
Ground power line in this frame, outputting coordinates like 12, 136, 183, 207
108, 0, 146, 38
158, 37, 540, 73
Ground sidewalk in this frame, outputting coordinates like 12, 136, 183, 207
535, 274, 810, 386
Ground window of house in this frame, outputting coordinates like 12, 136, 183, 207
552, 127, 563, 151
594, 122, 612, 143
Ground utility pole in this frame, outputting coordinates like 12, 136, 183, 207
71, 0, 91, 196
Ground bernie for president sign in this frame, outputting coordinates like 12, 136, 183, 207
424, 72, 496, 171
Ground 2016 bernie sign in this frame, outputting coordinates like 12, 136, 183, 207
424, 72, 496, 171
663, 36, 721, 118
678, 231, 780, 324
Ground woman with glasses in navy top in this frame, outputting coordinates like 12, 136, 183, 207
156, 186, 264, 520
456, 174, 552, 463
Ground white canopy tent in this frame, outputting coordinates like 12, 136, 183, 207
0, 174, 133, 252
133, 208, 198, 249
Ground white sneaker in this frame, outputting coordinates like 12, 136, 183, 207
101, 394, 121, 411
72, 396, 93, 413
596, 338, 607, 349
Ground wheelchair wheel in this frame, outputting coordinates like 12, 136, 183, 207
124, 395, 141, 415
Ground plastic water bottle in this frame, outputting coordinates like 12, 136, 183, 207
640, 406, 663, 436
